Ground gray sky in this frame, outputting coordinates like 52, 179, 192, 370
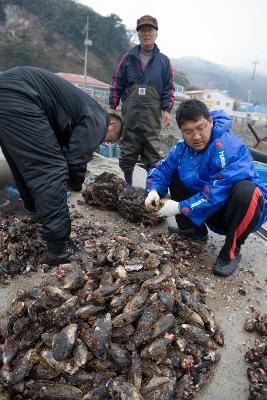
80, 0, 266, 74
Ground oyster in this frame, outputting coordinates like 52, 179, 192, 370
52, 323, 78, 361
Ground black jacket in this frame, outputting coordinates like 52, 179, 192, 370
0, 66, 108, 178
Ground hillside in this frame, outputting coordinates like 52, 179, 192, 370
0, 0, 131, 82
172, 57, 267, 104
1, 2, 266, 103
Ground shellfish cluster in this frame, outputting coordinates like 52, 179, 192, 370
244, 311, 267, 400
82, 172, 163, 225
0, 216, 45, 284
0, 226, 224, 399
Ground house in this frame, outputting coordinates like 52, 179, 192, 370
56, 72, 110, 101
184, 89, 234, 113
173, 83, 189, 108
237, 103, 267, 125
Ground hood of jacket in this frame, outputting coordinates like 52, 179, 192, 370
210, 110, 233, 141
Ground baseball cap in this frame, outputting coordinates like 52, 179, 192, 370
136, 15, 158, 31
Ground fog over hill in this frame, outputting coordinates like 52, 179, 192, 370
172, 57, 267, 104
0, 1, 266, 104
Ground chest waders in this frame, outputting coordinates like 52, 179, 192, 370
119, 84, 162, 175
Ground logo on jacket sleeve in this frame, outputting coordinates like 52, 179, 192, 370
190, 198, 207, 209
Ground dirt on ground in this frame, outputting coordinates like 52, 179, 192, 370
0, 155, 266, 400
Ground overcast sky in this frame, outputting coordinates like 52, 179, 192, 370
80, 0, 266, 75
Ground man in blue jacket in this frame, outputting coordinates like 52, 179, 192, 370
109, 15, 174, 186
145, 99, 267, 277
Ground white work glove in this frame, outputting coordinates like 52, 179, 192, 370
81, 183, 87, 193
157, 199, 180, 218
145, 190, 160, 211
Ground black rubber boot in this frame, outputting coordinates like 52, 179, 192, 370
213, 253, 242, 277
168, 224, 208, 242
124, 171, 133, 186
26, 211, 40, 223
44, 239, 78, 266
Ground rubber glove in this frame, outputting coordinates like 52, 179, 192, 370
145, 190, 160, 211
68, 173, 84, 192
157, 199, 180, 218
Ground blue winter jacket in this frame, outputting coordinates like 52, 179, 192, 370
109, 44, 174, 112
146, 111, 267, 230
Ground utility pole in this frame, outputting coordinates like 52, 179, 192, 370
247, 57, 260, 104
83, 16, 92, 86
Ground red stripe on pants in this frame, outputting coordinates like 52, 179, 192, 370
230, 187, 262, 259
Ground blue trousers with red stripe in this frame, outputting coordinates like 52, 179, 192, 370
170, 175, 263, 260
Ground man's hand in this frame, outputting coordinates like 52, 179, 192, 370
145, 190, 160, 211
163, 111, 171, 127
108, 108, 116, 114
81, 183, 87, 193
68, 173, 84, 192
157, 199, 180, 218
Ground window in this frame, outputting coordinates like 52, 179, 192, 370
84, 88, 93, 95
226, 102, 230, 107
216, 101, 220, 105
94, 89, 109, 98
207, 94, 211, 99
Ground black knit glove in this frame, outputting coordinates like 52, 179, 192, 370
68, 173, 84, 192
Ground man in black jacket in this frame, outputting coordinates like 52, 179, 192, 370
0, 66, 122, 265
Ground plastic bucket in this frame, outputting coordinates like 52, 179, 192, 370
254, 161, 267, 184
98, 143, 120, 158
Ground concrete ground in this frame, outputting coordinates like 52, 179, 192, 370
85, 154, 267, 400
0, 153, 266, 400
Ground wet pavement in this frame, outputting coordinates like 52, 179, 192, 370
0, 153, 266, 400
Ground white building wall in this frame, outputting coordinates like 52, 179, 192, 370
202, 91, 234, 113
185, 90, 234, 113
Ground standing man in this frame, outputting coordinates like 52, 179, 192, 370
145, 100, 267, 277
0, 66, 122, 265
109, 15, 174, 186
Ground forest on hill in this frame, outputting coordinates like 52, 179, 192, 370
0, 0, 132, 82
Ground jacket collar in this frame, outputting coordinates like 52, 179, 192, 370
129, 44, 160, 59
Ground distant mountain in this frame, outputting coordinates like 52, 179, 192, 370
172, 57, 267, 104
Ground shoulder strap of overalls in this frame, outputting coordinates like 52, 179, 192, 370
131, 59, 142, 84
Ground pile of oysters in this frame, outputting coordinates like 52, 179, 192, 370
0, 226, 223, 399
244, 311, 267, 400
0, 216, 44, 284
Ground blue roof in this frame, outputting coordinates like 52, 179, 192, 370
239, 104, 267, 113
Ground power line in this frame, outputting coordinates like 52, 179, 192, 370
83, 16, 92, 86
247, 56, 260, 104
